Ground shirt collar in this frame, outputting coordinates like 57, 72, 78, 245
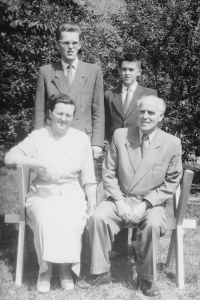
122, 81, 138, 94
139, 129, 157, 144
61, 56, 79, 70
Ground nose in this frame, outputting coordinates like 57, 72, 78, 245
60, 115, 67, 122
143, 111, 149, 118
68, 43, 73, 49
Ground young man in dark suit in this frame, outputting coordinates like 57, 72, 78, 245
34, 23, 104, 158
104, 52, 158, 259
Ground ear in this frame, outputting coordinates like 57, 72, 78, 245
56, 41, 61, 52
49, 110, 52, 119
78, 42, 81, 51
138, 69, 142, 77
159, 112, 164, 122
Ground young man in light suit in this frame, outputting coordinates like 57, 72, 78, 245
82, 96, 182, 297
34, 23, 104, 158
105, 52, 158, 259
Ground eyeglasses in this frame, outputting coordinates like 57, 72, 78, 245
59, 40, 79, 48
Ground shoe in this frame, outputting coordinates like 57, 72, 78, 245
89, 271, 112, 286
109, 250, 127, 260
78, 272, 112, 288
37, 275, 50, 293
137, 277, 160, 297
78, 277, 91, 289
60, 277, 74, 290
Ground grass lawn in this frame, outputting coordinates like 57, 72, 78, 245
0, 148, 200, 300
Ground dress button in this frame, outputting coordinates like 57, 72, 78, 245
76, 117, 79, 120
80, 104, 83, 107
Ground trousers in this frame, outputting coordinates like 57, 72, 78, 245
89, 199, 166, 282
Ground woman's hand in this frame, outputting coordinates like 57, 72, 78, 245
86, 206, 96, 219
37, 162, 60, 182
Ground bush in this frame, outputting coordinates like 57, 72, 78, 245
0, 0, 200, 161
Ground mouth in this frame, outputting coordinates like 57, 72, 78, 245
58, 122, 67, 126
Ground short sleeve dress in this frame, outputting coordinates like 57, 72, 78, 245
14, 127, 96, 276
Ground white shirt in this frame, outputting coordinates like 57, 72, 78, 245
122, 81, 138, 104
61, 56, 79, 80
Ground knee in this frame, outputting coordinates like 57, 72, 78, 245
144, 216, 161, 235
90, 208, 105, 226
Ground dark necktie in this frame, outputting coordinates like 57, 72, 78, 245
123, 88, 132, 115
141, 134, 150, 158
66, 65, 73, 86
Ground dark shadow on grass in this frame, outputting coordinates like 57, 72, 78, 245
157, 262, 177, 283
0, 214, 18, 276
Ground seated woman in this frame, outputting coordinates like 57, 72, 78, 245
4, 94, 97, 293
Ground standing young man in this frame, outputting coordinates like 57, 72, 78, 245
34, 23, 104, 158
104, 52, 158, 258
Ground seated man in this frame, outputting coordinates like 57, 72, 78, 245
85, 96, 183, 297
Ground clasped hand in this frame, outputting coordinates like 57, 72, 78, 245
38, 163, 60, 182
116, 200, 146, 224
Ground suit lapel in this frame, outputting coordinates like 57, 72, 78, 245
52, 62, 70, 95
112, 86, 124, 118
125, 129, 141, 173
127, 129, 163, 193
68, 60, 87, 99
125, 84, 143, 119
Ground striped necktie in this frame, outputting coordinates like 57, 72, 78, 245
141, 134, 150, 158
123, 88, 132, 115
66, 65, 73, 86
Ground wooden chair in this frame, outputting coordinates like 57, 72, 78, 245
125, 169, 196, 289
5, 166, 30, 286
5, 167, 196, 289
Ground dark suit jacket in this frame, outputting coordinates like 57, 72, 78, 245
104, 83, 158, 143
103, 127, 183, 208
34, 60, 105, 147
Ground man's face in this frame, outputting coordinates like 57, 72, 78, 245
119, 61, 141, 87
58, 31, 81, 63
138, 98, 164, 134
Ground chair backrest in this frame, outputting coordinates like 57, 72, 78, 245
17, 166, 30, 221
173, 169, 194, 225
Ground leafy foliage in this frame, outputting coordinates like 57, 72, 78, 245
0, 0, 200, 160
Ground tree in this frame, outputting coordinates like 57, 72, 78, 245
0, 0, 200, 161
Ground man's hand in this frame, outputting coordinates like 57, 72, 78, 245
92, 146, 102, 159
130, 202, 147, 224
115, 200, 132, 223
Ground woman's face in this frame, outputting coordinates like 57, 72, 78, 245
49, 103, 75, 134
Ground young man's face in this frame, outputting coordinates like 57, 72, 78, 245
119, 61, 141, 88
58, 31, 81, 63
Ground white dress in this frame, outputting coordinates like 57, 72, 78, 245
14, 127, 96, 276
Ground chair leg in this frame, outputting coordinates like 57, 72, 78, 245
166, 230, 176, 269
24, 228, 28, 263
15, 221, 26, 286
176, 225, 184, 289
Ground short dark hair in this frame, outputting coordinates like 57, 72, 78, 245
56, 22, 82, 41
119, 52, 141, 68
49, 94, 76, 115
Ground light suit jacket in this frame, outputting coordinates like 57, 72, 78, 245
33, 60, 105, 147
104, 84, 157, 143
103, 127, 183, 208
